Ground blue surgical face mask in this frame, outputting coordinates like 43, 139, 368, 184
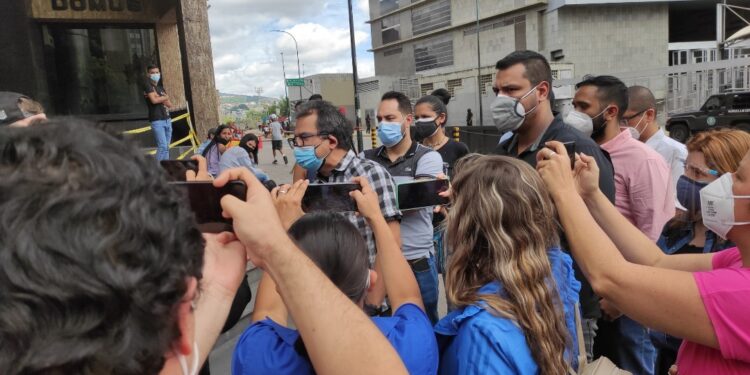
676, 175, 709, 216
294, 142, 330, 171
378, 121, 404, 147
150, 73, 161, 83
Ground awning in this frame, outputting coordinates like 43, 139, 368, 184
726, 25, 750, 44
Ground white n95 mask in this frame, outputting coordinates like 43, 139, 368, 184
700, 172, 750, 239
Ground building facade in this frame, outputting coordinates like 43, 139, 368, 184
364, 0, 749, 126
1, 0, 219, 141
288, 73, 357, 124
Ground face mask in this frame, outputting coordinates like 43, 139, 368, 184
413, 117, 439, 143
565, 107, 609, 137
378, 121, 405, 147
176, 341, 199, 375
294, 143, 330, 172
150, 73, 161, 83
629, 112, 648, 139
676, 175, 708, 215
700, 172, 750, 239
491, 85, 540, 133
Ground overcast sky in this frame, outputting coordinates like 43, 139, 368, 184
207, 0, 374, 98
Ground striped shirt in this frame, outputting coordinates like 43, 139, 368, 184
314, 149, 401, 264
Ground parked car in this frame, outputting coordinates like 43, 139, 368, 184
666, 91, 750, 143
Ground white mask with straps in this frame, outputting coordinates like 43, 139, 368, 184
700, 172, 750, 239
176, 341, 200, 375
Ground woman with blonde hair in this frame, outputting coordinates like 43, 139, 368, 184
435, 155, 580, 374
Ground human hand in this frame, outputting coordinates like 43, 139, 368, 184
573, 152, 600, 199
599, 298, 623, 321
186, 155, 213, 181
271, 179, 308, 230
216, 168, 291, 269
668, 365, 678, 375
433, 173, 450, 214
200, 232, 248, 298
350, 176, 382, 221
535, 141, 578, 201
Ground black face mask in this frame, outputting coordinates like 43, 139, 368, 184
216, 137, 229, 146
413, 120, 439, 143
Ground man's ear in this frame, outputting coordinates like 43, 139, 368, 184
537, 81, 551, 102
366, 270, 378, 294
404, 114, 414, 128
327, 134, 339, 149
645, 108, 657, 123
174, 277, 198, 356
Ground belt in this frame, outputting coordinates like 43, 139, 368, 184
407, 256, 430, 272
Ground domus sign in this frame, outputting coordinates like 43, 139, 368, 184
48, 0, 144, 12
31, 0, 162, 21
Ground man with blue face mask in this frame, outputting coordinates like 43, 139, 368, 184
144, 64, 173, 161
290, 99, 402, 309
363, 91, 444, 324
491, 50, 617, 362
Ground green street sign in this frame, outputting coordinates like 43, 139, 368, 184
286, 78, 305, 87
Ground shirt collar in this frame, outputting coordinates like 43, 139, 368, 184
600, 128, 633, 152
506, 118, 558, 155
378, 140, 419, 165
333, 149, 357, 172
646, 129, 666, 144
433, 281, 504, 336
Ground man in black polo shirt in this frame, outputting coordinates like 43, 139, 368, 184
144, 64, 173, 161
491, 50, 616, 360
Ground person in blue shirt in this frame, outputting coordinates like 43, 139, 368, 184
434, 154, 580, 375
219, 133, 269, 182
232, 177, 438, 375
196, 127, 216, 155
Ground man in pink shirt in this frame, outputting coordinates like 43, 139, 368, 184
570, 75, 674, 375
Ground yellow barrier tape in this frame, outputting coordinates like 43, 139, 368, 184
123, 113, 192, 135
178, 146, 197, 160
124, 112, 203, 157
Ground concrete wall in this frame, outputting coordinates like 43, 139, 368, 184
156, 8, 188, 110
178, 0, 220, 137
542, 4, 669, 76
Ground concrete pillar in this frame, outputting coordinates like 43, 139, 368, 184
156, 8, 187, 110
177, 0, 219, 138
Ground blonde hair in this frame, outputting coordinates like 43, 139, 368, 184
446, 155, 571, 374
686, 129, 750, 175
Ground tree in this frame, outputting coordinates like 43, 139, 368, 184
279, 96, 290, 117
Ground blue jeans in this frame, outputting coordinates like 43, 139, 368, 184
618, 316, 656, 375
411, 254, 439, 325
152, 118, 172, 161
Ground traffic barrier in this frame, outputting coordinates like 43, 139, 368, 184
453, 127, 460, 142
371, 126, 378, 148
124, 113, 201, 159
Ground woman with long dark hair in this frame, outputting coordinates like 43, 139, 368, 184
232, 177, 438, 375
201, 124, 231, 177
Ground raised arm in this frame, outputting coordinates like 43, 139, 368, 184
536, 142, 718, 350
351, 176, 424, 311
146, 90, 169, 105
217, 168, 407, 375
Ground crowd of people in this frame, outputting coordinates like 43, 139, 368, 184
1, 47, 750, 375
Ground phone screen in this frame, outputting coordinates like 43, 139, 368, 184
302, 183, 360, 212
397, 179, 450, 210
160, 160, 199, 182
170, 181, 247, 233
563, 141, 576, 170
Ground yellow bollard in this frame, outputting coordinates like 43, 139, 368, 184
371, 126, 378, 148
453, 127, 460, 142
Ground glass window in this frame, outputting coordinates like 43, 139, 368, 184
381, 14, 401, 44
412, 0, 451, 36
42, 24, 157, 117
732, 94, 750, 110
703, 96, 723, 111
379, 0, 399, 14
414, 35, 453, 72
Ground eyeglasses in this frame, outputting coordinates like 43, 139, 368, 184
623, 109, 648, 121
293, 132, 329, 147
685, 162, 719, 179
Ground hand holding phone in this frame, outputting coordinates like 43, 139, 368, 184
302, 182, 361, 212
397, 179, 450, 210
160, 160, 198, 181
170, 180, 247, 233
562, 141, 576, 170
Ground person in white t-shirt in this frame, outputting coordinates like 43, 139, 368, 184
624, 85, 688, 212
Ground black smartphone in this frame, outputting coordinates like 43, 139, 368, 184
563, 141, 576, 170
170, 180, 247, 233
160, 160, 198, 181
302, 183, 360, 212
397, 179, 450, 210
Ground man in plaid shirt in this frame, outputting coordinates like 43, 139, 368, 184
290, 99, 401, 309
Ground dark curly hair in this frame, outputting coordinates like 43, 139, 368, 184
0, 119, 204, 374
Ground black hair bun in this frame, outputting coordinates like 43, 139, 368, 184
430, 88, 451, 105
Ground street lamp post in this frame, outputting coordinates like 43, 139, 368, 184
347, 0, 363, 153
272, 30, 303, 102
280, 52, 290, 119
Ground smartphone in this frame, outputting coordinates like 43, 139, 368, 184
563, 141, 576, 170
397, 179, 450, 210
170, 180, 247, 233
302, 183, 360, 212
160, 160, 198, 181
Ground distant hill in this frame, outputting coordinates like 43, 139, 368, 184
219, 92, 276, 104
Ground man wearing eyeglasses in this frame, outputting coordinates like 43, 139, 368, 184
624, 86, 687, 212
290, 99, 402, 310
